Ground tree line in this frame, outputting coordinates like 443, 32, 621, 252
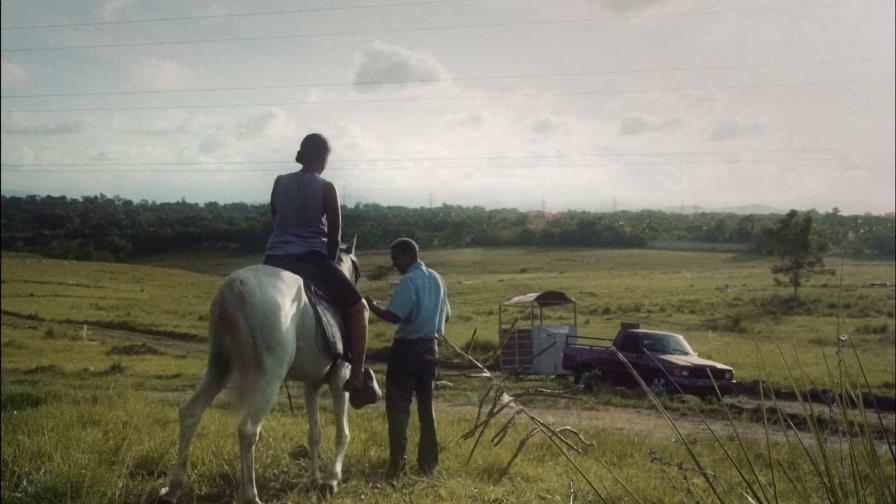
1, 194, 893, 261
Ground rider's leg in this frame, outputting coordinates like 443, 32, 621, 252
344, 299, 369, 385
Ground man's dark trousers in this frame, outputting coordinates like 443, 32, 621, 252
386, 338, 438, 473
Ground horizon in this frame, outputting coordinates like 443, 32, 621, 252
3, 188, 894, 217
2, 1, 894, 214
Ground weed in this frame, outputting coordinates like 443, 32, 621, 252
703, 313, 750, 333
1, 390, 46, 412
854, 321, 890, 335
366, 264, 393, 281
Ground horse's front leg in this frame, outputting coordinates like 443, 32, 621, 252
304, 383, 323, 486
327, 361, 351, 488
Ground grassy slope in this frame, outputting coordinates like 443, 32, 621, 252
2, 250, 894, 503
136, 248, 896, 392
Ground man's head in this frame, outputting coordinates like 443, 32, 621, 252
295, 133, 330, 173
390, 238, 419, 274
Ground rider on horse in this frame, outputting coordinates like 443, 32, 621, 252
262, 132, 377, 407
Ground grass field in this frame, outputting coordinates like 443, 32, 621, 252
2, 249, 894, 503
8, 248, 895, 392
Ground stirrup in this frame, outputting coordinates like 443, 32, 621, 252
344, 367, 382, 409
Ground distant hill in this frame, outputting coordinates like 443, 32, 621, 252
0, 188, 40, 198
659, 204, 784, 215
718, 204, 785, 214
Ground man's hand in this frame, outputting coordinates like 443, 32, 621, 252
365, 295, 402, 324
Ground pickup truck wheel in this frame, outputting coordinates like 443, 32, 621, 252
649, 375, 672, 396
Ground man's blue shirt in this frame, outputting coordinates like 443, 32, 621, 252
387, 261, 450, 340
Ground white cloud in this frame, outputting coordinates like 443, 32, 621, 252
124, 57, 193, 91
599, 0, 666, 12
532, 116, 561, 137
618, 115, 683, 136
351, 41, 451, 94
235, 111, 277, 138
707, 119, 766, 142
99, 0, 135, 21
198, 137, 221, 155
3, 120, 84, 136
1, 59, 30, 91
122, 112, 200, 136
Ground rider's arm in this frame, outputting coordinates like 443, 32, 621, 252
269, 176, 280, 219
322, 181, 341, 262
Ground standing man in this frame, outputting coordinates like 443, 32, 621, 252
365, 238, 450, 478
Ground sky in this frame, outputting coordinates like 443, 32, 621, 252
1, 0, 894, 214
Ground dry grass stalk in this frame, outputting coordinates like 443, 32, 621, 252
438, 332, 624, 504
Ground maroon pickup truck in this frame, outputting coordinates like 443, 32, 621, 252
562, 322, 735, 397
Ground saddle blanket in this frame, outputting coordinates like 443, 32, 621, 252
305, 284, 347, 358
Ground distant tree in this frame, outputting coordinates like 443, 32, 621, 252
762, 210, 834, 297
2, 193, 892, 260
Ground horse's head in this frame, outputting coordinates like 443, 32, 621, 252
335, 235, 361, 285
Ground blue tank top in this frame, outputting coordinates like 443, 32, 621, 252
265, 170, 329, 256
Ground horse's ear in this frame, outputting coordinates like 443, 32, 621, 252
350, 235, 357, 255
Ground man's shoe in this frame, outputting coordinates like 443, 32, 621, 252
385, 459, 406, 480
343, 367, 382, 409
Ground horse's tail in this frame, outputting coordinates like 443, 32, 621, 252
209, 274, 262, 409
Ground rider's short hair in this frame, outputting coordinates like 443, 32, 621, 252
390, 238, 419, 257
295, 133, 330, 165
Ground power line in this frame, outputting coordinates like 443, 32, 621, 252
2, 57, 888, 99
0, 6, 815, 53
1, 155, 888, 174
1, 146, 890, 168
0, 0, 473, 30
2, 78, 891, 114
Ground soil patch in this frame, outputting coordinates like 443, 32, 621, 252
107, 343, 164, 356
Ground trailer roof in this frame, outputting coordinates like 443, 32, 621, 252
502, 291, 575, 307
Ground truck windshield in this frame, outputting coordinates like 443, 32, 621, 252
638, 333, 694, 355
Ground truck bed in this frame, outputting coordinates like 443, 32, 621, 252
564, 334, 613, 350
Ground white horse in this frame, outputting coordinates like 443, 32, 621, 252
159, 242, 361, 504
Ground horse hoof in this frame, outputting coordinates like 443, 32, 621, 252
157, 487, 178, 504
316, 480, 339, 497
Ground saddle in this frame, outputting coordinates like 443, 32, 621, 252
305, 284, 347, 359
302, 278, 382, 409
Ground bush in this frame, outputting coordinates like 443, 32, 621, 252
703, 313, 750, 333
365, 264, 393, 281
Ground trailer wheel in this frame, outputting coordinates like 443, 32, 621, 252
573, 366, 594, 384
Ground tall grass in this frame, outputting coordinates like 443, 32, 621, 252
609, 340, 895, 503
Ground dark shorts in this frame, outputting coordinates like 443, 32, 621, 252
263, 252, 362, 311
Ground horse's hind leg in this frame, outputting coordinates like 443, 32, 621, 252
238, 376, 282, 504
159, 355, 229, 503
